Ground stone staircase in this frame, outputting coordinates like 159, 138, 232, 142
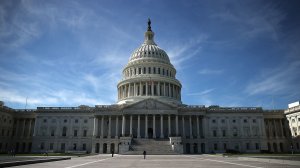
124, 138, 178, 155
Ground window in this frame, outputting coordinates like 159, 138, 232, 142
148, 67, 151, 74
64, 119, 67, 123
213, 130, 217, 137
84, 119, 88, 123
212, 119, 216, 123
73, 143, 77, 150
143, 67, 146, 74
221, 119, 225, 123
40, 142, 45, 150
134, 68, 136, 75
82, 143, 86, 150
51, 119, 56, 123
255, 143, 259, 150
75, 119, 78, 123
61, 143, 65, 150
74, 130, 78, 137
43, 119, 47, 123
223, 143, 227, 150
50, 143, 54, 150
222, 130, 226, 137
163, 69, 165, 75
253, 119, 256, 123
166, 70, 169, 76
62, 127, 67, 136
232, 119, 236, 123
214, 143, 218, 150
298, 118, 300, 122
138, 68, 141, 74
246, 143, 250, 150
51, 130, 55, 136
158, 68, 160, 74
233, 128, 238, 137
83, 130, 87, 137
244, 119, 247, 123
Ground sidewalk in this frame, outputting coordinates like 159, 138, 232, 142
0, 156, 71, 167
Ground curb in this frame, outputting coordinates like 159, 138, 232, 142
0, 157, 71, 167
238, 157, 300, 166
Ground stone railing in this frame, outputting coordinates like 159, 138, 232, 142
285, 105, 300, 114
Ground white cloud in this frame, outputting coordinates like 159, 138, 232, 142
187, 88, 215, 96
245, 61, 300, 95
198, 69, 223, 75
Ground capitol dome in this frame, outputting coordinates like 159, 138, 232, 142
117, 19, 182, 105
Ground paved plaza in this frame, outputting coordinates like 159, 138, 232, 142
6, 154, 300, 168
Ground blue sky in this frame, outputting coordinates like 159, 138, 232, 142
0, 0, 300, 109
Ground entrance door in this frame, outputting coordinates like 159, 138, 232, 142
103, 143, 107, 153
148, 128, 153, 138
186, 143, 190, 154
193, 143, 198, 154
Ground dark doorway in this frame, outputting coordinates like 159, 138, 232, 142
103, 143, 107, 153
186, 143, 190, 154
201, 143, 205, 153
96, 143, 100, 153
273, 143, 278, 153
148, 128, 153, 138
110, 143, 115, 153
193, 143, 198, 154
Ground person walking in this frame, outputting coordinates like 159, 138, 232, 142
111, 149, 114, 157
143, 150, 146, 159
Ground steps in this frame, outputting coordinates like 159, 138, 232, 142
124, 138, 178, 155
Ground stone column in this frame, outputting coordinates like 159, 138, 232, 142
93, 117, 98, 137
172, 85, 175, 98
27, 119, 32, 138
189, 116, 193, 139
164, 82, 166, 96
146, 82, 148, 96
182, 116, 185, 138
32, 119, 37, 136
176, 115, 179, 136
168, 83, 171, 97
203, 117, 207, 138
137, 115, 141, 138
158, 82, 160, 96
160, 115, 164, 138
168, 115, 171, 136
122, 115, 126, 136
279, 119, 284, 137
101, 116, 104, 138
151, 82, 154, 96
115, 116, 119, 138
130, 115, 133, 136
153, 115, 156, 138
273, 119, 277, 138
108, 116, 111, 138
139, 82, 142, 96
134, 83, 136, 96
196, 116, 200, 138
128, 84, 131, 97
21, 119, 26, 137
145, 115, 148, 138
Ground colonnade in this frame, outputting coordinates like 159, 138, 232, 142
14, 118, 35, 138
118, 81, 181, 100
93, 115, 204, 139
265, 118, 288, 138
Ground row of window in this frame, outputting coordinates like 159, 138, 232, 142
212, 142, 260, 151
0, 116, 12, 124
43, 118, 88, 124
40, 142, 87, 151
291, 118, 300, 123
212, 128, 258, 137
46, 127, 88, 137
124, 66, 174, 78
211, 118, 257, 124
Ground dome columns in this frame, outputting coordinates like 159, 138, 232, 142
118, 80, 181, 102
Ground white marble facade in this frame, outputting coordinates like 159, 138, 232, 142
0, 20, 297, 154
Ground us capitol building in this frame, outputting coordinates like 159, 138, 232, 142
0, 20, 300, 154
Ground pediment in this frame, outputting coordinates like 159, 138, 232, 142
122, 98, 176, 111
